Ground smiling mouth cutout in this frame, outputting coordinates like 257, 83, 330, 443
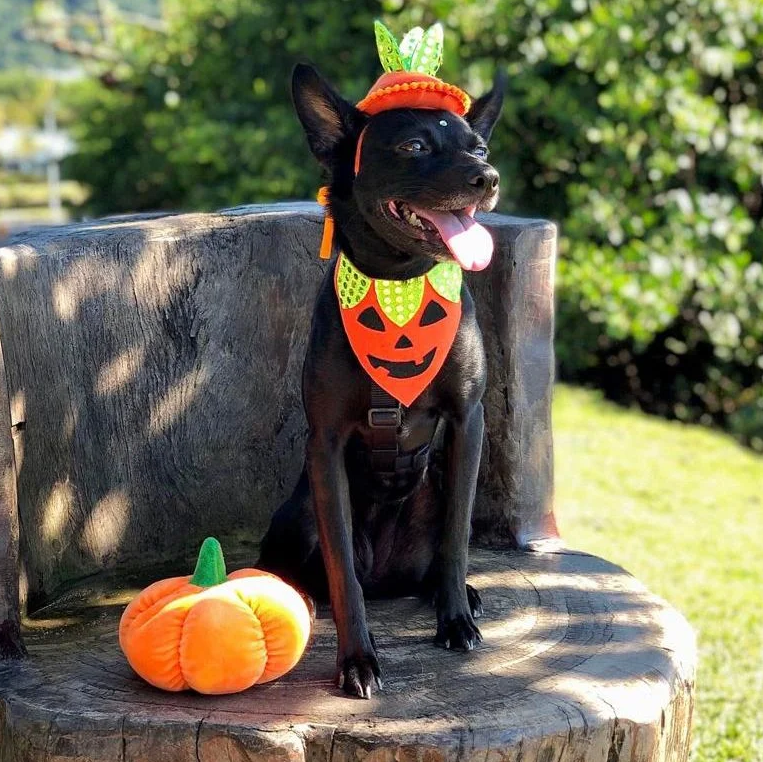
368, 348, 437, 379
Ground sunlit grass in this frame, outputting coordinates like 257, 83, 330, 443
553, 384, 763, 762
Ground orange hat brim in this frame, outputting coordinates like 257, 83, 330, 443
357, 72, 471, 116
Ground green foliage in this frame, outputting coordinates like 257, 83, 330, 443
63, 0, 381, 212
0, 69, 54, 126
62, 0, 763, 447
0, 0, 59, 70
0, 0, 159, 71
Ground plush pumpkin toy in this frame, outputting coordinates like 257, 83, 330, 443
119, 537, 312, 694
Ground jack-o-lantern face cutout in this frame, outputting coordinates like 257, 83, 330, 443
335, 255, 462, 406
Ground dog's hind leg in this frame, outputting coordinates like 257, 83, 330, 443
258, 468, 326, 594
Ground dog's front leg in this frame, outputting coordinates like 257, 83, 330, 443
306, 430, 382, 698
434, 401, 484, 651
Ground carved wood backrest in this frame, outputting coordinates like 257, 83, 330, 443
0, 203, 556, 634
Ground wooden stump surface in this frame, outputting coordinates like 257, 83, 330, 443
0, 204, 557, 612
0, 549, 696, 762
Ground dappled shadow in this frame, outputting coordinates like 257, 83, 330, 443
1, 206, 326, 611
1, 205, 553, 613
0, 206, 696, 756
5, 547, 694, 757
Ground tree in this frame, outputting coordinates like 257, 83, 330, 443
64, 0, 383, 212
64, 0, 763, 448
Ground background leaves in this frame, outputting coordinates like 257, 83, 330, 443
51, 0, 763, 450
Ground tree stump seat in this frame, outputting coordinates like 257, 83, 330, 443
0, 205, 696, 760
1, 548, 694, 762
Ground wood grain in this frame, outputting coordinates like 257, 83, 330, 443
0, 329, 24, 658
470, 218, 558, 549
0, 204, 557, 615
0, 549, 695, 762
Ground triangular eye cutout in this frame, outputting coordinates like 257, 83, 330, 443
359, 306, 385, 331
419, 300, 448, 326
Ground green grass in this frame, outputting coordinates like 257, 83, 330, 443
553, 384, 763, 762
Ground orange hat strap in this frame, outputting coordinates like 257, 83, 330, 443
354, 125, 369, 176
316, 186, 334, 260
316, 125, 369, 260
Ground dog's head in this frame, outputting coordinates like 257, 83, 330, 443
292, 64, 505, 277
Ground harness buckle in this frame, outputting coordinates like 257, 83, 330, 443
368, 407, 401, 428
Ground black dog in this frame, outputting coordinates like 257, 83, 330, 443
259, 63, 504, 698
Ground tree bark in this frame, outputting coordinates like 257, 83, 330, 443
0, 327, 24, 659
0, 204, 557, 614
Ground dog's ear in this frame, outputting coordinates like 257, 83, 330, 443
465, 71, 506, 142
291, 63, 365, 167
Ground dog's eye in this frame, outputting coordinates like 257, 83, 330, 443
399, 140, 427, 153
474, 146, 489, 159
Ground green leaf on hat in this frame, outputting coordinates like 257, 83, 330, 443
409, 23, 443, 76
374, 20, 405, 73
399, 26, 424, 70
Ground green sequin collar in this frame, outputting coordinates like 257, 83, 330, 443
336, 254, 462, 327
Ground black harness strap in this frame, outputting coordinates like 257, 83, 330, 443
368, 383, 401, 473
367, 383, 434, 479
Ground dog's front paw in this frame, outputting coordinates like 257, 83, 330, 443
434, 611, 482, 651
434, 588, 483, 651
336, 639, 383, 699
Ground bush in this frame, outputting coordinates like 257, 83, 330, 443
63, 0, 382, 213
63, 0, 763, 448
479, 0, 763, 450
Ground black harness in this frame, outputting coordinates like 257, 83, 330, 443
367, 382, 432, 481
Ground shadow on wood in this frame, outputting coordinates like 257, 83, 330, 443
0, 549, 695, 762
0, 204, 556, 617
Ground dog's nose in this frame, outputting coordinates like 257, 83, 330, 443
468, 167, 499, 191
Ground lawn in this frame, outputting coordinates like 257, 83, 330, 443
553, 384, 763, 762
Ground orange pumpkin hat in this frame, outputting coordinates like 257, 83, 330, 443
357, 21, 470, 116
317, 21, 472, 260
119, 538, 312, 695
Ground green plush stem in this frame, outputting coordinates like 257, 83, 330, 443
190, 537, 228, 587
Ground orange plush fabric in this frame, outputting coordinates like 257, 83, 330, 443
119, 538, 312, 694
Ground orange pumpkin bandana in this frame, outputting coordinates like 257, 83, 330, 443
335, 254, 462, 406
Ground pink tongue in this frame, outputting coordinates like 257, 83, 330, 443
409, 205, 493, 271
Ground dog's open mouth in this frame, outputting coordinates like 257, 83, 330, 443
368, 348, 436, 378
386, 200, 493, 271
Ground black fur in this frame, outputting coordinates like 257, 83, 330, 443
259, 63, 504, 699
